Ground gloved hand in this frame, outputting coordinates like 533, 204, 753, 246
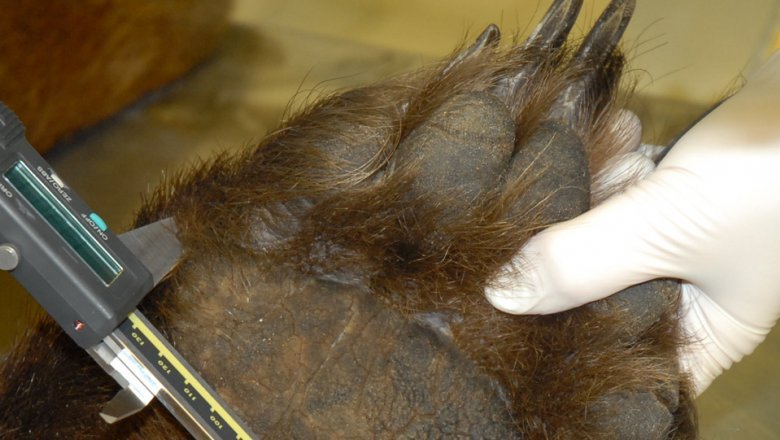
486, 52, 780, 395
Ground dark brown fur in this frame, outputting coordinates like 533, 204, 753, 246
0, 0, 697, 438
0, 0, 232, 152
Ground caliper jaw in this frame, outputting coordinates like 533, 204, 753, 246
88, 334, 162, 423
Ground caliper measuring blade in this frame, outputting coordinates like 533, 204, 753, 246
87, 220, 256, 438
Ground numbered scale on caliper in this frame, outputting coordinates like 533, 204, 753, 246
0, 101, 257, 439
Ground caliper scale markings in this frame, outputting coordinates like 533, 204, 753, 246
113, 312, 254, 439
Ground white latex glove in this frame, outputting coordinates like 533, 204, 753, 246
486, 52, 780, 395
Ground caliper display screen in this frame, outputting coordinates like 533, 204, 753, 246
4, 160, 123, 284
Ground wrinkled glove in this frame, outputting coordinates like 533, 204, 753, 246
486, 52, 780, 395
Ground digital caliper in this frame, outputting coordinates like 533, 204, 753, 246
0, 102, 256, 439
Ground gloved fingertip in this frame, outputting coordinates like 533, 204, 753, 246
484, 247, 549, 314
484, 282, 542, 315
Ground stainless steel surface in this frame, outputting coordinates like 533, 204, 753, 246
88, 332, 159, 423
100, 388, 150, 424
0, 244, 19, 271
118, 218, 181, 286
